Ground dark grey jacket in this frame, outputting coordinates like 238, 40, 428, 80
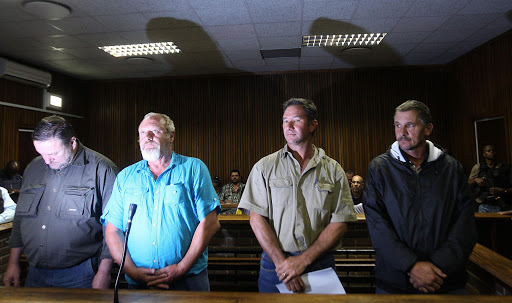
364, 141, 477, 294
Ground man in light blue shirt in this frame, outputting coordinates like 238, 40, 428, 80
102, 112, 220, 290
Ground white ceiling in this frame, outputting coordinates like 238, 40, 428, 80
0, 0, 511, 80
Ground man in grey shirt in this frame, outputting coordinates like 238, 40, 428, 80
3, 115, 118, 289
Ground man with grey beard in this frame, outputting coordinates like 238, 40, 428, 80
102, 112, 220, 291
4, 115, 118, 289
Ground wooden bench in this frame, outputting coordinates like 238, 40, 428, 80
207, 247, 376, 293
467, 243, 512, 295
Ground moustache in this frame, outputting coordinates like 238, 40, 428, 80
143, 142, 157, 148
398, 136, 411, 141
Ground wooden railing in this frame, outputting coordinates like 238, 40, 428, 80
467, 243, 512, 295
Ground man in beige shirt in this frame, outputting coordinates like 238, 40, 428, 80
239, 98, 356, 293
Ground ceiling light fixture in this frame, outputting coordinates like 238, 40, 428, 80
99, 42, 181, 57
22, 0, 72, 19
302, 33, 387, 47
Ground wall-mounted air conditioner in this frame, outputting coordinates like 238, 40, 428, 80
0, 57, 52, 88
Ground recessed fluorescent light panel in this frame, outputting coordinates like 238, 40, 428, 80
99, 42, 181, 57
302, 33, 387, 47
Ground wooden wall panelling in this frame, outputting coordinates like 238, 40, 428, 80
447, 29, 512, 173
85, 67, 450, 180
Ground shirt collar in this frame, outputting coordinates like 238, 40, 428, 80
281, 144, 324, 166
69, 140, 86, 167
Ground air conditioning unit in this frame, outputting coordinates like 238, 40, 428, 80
0, 58, 52, 88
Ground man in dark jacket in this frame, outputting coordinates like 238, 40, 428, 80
364, 100, 477, 294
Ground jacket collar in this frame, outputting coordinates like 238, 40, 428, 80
389, 140, 443, 164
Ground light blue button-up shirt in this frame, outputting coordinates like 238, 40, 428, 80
101, 152, 220, 285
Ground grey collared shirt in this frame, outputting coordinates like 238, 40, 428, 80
239, 145, 356, 252
10, 142, 118, 269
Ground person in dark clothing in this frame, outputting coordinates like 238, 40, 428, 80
350, 175, 364, 213
468, 145, 512, 212
3, 115, 118, 289
364, 100, 477, 294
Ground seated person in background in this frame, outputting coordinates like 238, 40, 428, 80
219, 169, 245, 204
345, 169, 355, 186
0, 186, 16, 224
212, 176, 222, 197
468, 144, 512, 213
0, 160, 23, 202
351, 175, 364, 213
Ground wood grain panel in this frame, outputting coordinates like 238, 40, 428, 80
447, 29, 512, 173
85, 67, 451, 182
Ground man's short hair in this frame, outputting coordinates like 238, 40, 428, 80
283, 98, 318, 125
231, 169, 240, 175
143, 112, 175, 134
32, 115, 76, 144
395, 100, 432, 126
345, 169, 354, 175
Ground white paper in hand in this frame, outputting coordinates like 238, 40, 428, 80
275, 267, 346, 294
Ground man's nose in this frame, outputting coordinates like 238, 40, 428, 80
42, 155, 52, 164
145, 131, 155, 139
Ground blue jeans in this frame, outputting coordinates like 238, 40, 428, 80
258, 251, 336, 293
127, 268, 210, 291
25, 258, 96, 288
478, 204, 501, 213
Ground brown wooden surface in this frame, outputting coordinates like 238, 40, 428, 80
218, 213, 368, 223
220, 203, 239, 209
470, 243, 512, 288
0, 222, 12, 233
1, 288, 511, 303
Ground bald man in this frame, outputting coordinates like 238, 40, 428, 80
351, 175, 364, 213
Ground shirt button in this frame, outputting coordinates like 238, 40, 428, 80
58, 173, 61, 176
153, 223, 156, 227
47, 206, 51, 210
42, 225, 46, 229
152, 242, 156, 245
154, 206, 157, 210
153, 260, 157, 263
155, 190, 159, 194
173, 191, 177, 194
52, 189, 56, 192
40, 244, 43, 247
41, 260, 45, 263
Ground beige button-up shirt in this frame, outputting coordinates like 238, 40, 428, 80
239, 145, 356, 252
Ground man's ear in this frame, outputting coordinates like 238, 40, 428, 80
309, 119, 318, 133
424, 123, 433, 136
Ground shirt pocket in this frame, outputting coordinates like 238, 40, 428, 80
311, 180, 335, 209
16, 185, 46, 216
269, 177, 293, 207
124, 186, 149, 205
57, 186, 95, 219
163, 183, 186, 207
